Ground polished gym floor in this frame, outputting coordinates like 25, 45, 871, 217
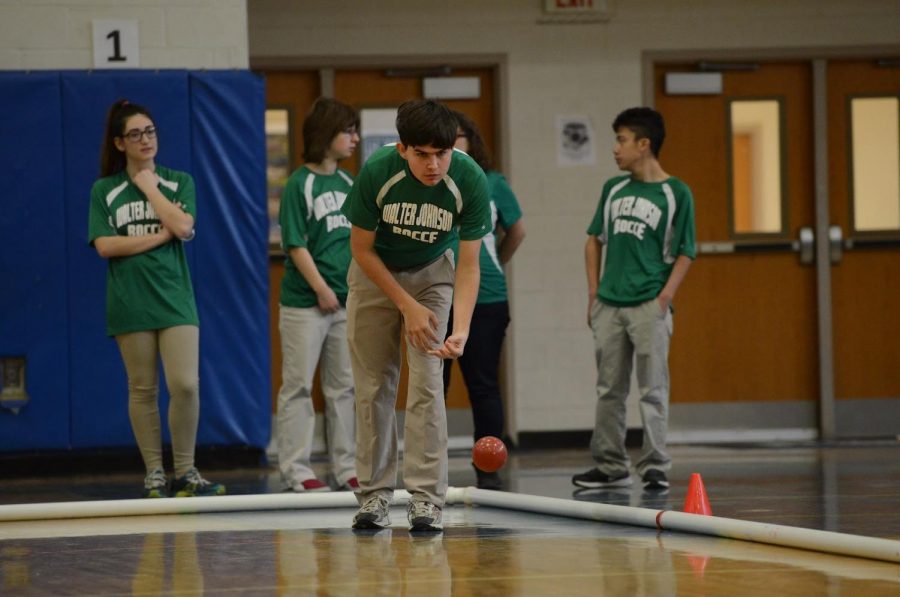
1, 442, 899, 595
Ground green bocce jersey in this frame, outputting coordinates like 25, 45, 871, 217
341, 145, 491, 270
279, 166, 353, 308
87, 166, 199, 337
587, 175, 696, 307
460, 170, 523, 304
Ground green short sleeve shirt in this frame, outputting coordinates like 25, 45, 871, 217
473, 170, 523, 304
279, 166, 354, 308
87, 166, 199, 336
341, 145, 491, 269
587, 175, 696, 306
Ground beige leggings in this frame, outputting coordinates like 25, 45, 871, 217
116, 325, 200, 476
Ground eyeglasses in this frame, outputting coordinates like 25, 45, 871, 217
121, 126, 157, 143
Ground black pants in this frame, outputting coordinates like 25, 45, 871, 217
443, 301, 511, 441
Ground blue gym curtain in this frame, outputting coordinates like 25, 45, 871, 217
0, 72, 70, 449
0, 70, 270, 451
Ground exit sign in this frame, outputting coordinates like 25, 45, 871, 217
541, 0, 613, 22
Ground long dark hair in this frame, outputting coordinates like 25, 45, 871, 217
99, 99, 155, 177
302, 97, 360, 164
452, 110, 492, 171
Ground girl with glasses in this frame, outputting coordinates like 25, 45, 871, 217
87, 99, 224, 499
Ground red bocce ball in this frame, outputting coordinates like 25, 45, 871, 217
472, 436, 508, 473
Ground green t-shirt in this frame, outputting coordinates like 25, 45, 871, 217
341, 144, 491, 270
462, 170, 523, 304
279, 166, 353, 308
87, 166, 199, 336
586, 175, 696, 306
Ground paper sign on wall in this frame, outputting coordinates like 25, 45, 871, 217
92, 20, 140, 69
556, 116, 596, 167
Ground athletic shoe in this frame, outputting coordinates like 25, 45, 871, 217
571, 467, 632, 489
340, 477, 360, 491
407, 500, 443, 532
295, 478, 330, 492
170, 467, 226, 497
472, 463, 503, 490
142, 468, 169, 498
642, 469, 670, 490
353, 495, 391, 529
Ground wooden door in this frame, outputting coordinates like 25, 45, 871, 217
827, 60, 900, 436
333, 67, 497, 412
655, 63, 819, 425
334, 68, 495, 176
265, 71, 320, 413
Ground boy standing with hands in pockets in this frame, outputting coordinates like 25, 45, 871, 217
575, 107, 696, 493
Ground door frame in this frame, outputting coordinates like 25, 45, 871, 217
644, 45, 900, 441
250, 53, 522, 443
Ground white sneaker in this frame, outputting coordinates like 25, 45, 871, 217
352, 495, 392, 529
407, 500, 442, 531
142, 468, 169, 498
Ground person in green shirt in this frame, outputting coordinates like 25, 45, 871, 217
276, 98, 360, 493
88, 99, 224, 499
342, 100, 491, 531
574, 107, 696, 493
444, 111, 525, 491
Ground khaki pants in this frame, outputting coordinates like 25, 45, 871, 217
590, 299, 673, 477
346, 251, 455, 508
116, 325, 199, 475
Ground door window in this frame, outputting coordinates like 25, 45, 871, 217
360, 107, 399, 164
728, 98, 786, 235
850, 96, 900, 232
265, 107, 293, 251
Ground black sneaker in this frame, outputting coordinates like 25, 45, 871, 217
642, 469, 670, 490
170, 467, 226, 497
572, 467, 632, 489
472, 463, 503, 491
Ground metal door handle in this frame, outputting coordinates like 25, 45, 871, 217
828, 225, 843, 264
798, 226, 814, 265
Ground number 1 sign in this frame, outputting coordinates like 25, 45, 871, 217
92, 20, 140, 69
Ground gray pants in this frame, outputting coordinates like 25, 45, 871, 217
590, 299, 673, 477
276, 305, 356, 489
346, 251, 455, 508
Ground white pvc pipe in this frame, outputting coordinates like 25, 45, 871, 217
458, 487, 900, 564
458, 486, 659, 527
0, 490, 410, 522
2, 486, 897, 564
657, 509, 900, 565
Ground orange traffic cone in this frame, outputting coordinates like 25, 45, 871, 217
683, 473, 712, 516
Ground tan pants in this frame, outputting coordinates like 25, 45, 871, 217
346, 251, 455, 508
116, 325, 200, 475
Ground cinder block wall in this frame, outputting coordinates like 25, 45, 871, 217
0, 0, 248, 69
